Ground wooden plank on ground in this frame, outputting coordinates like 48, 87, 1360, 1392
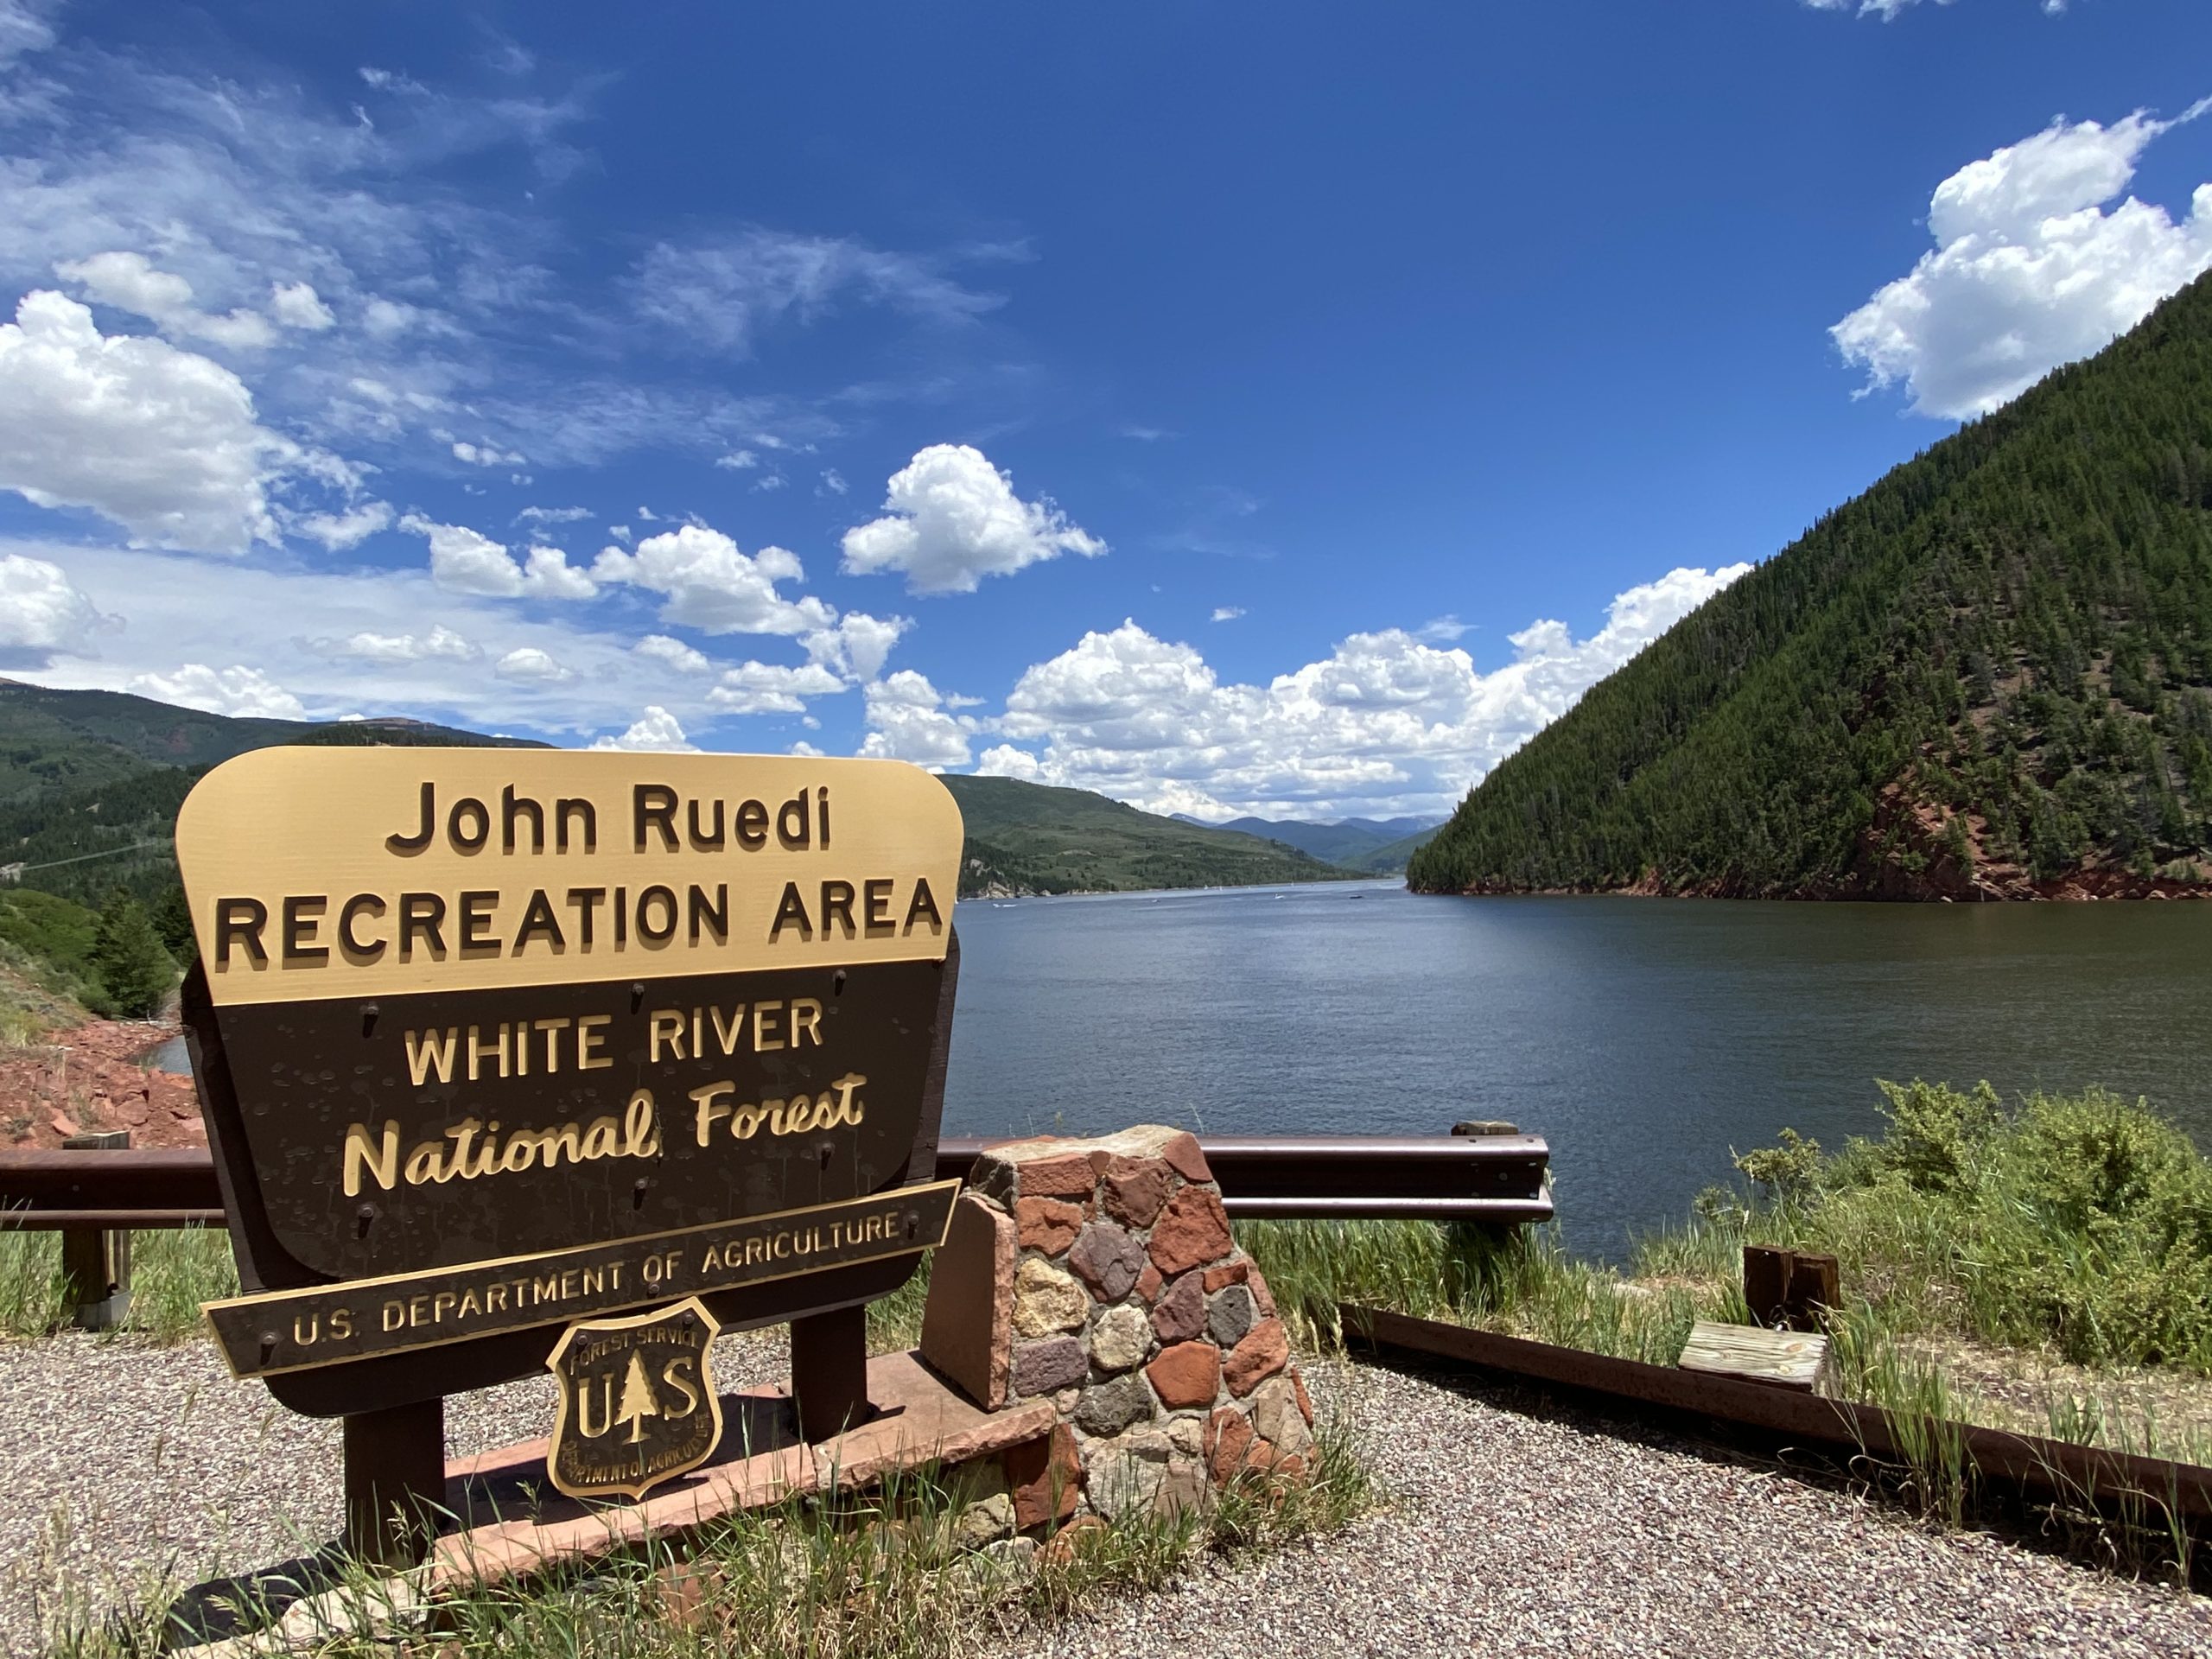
1676, 1320, 1832, 1394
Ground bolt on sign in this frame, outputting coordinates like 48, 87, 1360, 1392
176, 748, 964, 1421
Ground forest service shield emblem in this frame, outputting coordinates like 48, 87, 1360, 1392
545, 1297, 724, 1500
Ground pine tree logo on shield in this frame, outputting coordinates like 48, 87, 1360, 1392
546, 1297, 724, 1500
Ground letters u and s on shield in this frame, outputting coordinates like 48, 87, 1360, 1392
545, 1297, 724, 1500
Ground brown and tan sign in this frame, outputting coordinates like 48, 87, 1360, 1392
200, 1179, 959, 1378
175, 748, 964, 1416
176, 748, 960, 1004
545, 1297, 725, 1500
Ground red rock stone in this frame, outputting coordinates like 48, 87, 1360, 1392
1246, 1268, 1278, 1319
1202, 1262, 1249, 1294
1102, 1155, 1173, 1229
918, 1194, 1017, 1409
1162, 1131, 1211, 1184
1293, 1369, 1314, 1426
1136, 1263, 1164, 1302
1145, 1341, 1220, 1409
1036, 1512, 1108, 1565
1205, 1406, 1255, 1483
650, 1560, 721, 1631
1149, 1271, 1205, 1343
1015, 1154, 1098, 1201
1015, 1196, 1083, 1255
1224, 1318, 1288, 1396
1068, 1219, 1145, 1300
1007, 1422, 1080, 1529
1147, 1186, 1232, 1275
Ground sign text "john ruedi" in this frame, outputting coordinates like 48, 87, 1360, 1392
205, 780, 946, 969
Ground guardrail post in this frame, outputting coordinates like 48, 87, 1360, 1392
59, 1130, 131, 1331
343, 1398, 447, 1567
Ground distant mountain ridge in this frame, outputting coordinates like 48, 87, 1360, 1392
0, 683, 1359, 916
942, 777, 1358, 894
1410, 272, 2212, 901
1174, 810, 1442, 872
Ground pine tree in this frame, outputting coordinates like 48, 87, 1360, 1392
90, 893, 175, 1019
152, 883, 196, 966
614, 1351, 660, 1445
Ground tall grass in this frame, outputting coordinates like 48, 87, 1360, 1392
1243, 1084, 2212, 1466
1240, 1217, 1730, 1368
0, 1226, 237, 1342
1708, 1082, 2212, 1373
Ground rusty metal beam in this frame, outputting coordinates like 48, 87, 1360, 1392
1343, 1304, 2212, 1522
1, 1133, 1551, 1230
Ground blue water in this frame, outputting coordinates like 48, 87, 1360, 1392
150, 882, 2212, 1257
939, 883, 2212, 1256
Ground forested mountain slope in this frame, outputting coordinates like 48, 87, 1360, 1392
1409, 274, 2212, 901
940, 775, 1357, 894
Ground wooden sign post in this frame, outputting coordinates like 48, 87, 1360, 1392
175, 749, 964, 1564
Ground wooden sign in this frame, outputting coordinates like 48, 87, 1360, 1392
545, 1298, 725, 1500
176, 749, 964, 1418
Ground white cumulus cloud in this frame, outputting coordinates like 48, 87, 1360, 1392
452, 438, 525, 467
1834, 102, 2212, 418
54, 251, 276, 351
333, 626, 477, 664
842, 444, 1104, 595
0, 290, 297, 554
268, 281, 335, 331
494, 645, 574, 683
400, 512, 596, 600
975, 742, 1044, 782
707, 660, 846, 715
858, 669, 975, 767
590, 705, 698, 753
127, 662, 304, 719
990, 563, 1751, 817
593, 524, 833, 634
293, 499, 393, 550
634, 632, 712, 674
0, 552, 111, 665
803, 611, 909, 683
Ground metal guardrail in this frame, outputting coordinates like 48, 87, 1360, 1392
0, 1132, 1551, 1230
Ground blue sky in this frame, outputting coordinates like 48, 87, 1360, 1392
5, 0, 2210, 818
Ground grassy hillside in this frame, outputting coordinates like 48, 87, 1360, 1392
0, 684, 546, 907
940, 775, 1359, 894
1411, 272, 2212, 900
0, 686, 1358, 948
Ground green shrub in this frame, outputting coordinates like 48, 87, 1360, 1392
1757, 1082, 2212, 1371
1868, 1077, 2003, 1195
1732, 1126, 1822, 1202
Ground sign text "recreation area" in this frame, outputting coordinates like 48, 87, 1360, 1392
204, 779, 945, 971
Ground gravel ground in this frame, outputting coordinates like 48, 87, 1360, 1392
0, 1327, 791, 1655
4, 1338, 2209, 1657
1007, 1361, 2212, 1659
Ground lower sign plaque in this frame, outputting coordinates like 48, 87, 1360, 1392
547, 1297, 724, 1501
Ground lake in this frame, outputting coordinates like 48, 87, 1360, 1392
941, 883, 2212, 1256
146, 882, 2212, 1257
